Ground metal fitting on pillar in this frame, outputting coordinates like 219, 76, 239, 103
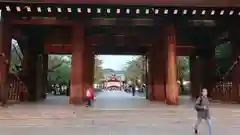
0, 53, 8, 64
5, 59, 8, 64
0, 53, 5, 57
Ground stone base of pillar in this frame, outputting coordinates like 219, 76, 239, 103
70, 97, 83, 105
165, 85, 178, 105
165, 98, 178, 105
153, 84, 165, 101
69, 83, 84, 105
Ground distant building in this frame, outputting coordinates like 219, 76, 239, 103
101, 69, 126, 90
103, 69, 126, 82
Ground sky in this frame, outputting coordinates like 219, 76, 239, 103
98, 55, 138, 70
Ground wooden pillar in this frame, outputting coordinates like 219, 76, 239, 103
88, 50, 94, 89
190, 33, 215, 99
22, 38, 38, 101
90, 52, 94, 87
231, 47, 240, 103
147, 52, 154, 100
230, 30, 240, 103
190, 54, 202, 99
42, 54, 48, 99
35, 51, 49, 101
145, 55, 149, 99
82, 42, 94, 101
0, 11, 12, 105
202, 48, 215, 98
36, 54, 43, 100
164, 23, 179, 105
148, 40, 166, 101
69, 23, 84, 104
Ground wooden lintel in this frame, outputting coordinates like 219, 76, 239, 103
12, 19, 77, 25
177, 46, 195, 48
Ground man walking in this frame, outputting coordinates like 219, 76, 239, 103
132, 84, 136, 96
194, 88, 212, 135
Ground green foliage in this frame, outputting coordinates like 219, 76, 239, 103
94, 56, 104, 83
48, 55, 104, 85
177, 56, 190, 80
123, 56, 146, 83
124, 56, 190, 84
9, 39, 23, 73
215, 41, 232, 76
54, 62, 70, 84
215, 41, 232, 59
48, 55, 71, 85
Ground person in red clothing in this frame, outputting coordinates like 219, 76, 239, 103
86, 87, 94, 107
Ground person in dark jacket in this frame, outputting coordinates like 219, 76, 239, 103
194, 88, 212, 135
132, 85, 136, 96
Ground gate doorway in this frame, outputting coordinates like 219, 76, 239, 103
93, 54, 148, 109
46, 54, 71, 105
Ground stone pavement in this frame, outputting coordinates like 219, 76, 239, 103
0, 91, 240, 135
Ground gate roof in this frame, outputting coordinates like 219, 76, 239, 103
1, 0, 240, 7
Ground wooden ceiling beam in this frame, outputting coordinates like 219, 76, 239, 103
12, 18, 76, 25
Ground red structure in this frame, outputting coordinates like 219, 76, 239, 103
0, 0, 240, 105
104, 74, 121, 89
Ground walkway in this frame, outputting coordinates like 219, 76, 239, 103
0, 91, 240, 135
93, 90, 147, 109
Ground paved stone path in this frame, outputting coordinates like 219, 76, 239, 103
0, 91, 240, 135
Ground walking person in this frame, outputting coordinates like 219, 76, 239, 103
132, 84, 136, 96
194, 88, 212, 135
86, 87, 94, 107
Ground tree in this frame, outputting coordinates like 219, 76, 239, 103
177, 56, 190, 81
123, 56, 146, 84
41, 55, 104, 85
176, 56, 190, 92
47, 55, 71, 85
48, 55, 69, 72
123, 55, 189, 86
10, 39, 23, 73
10, 47, 103, 85
9, 39, 69, 74
54, 62, 70, 84
215, 41, 232, 77
94, 56, 104, 83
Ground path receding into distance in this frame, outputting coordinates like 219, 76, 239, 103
0, 91, 239, 135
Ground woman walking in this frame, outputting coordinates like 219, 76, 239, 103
86, 87, 94, 107
194, 88, 212, 135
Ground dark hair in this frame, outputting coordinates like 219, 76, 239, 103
200, 88, 207, 96
202, 88, 207, 92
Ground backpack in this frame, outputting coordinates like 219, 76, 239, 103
195, 97, 203, 111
